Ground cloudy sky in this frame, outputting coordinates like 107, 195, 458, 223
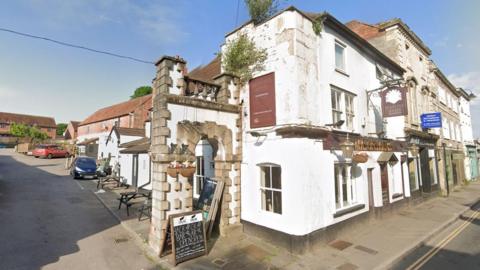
1, 0, 479, 136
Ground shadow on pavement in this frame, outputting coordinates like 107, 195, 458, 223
0, 153, 152, 270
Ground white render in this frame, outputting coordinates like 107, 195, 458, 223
227, 10, 410, 236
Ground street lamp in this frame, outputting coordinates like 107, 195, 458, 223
340, 134, 355, 160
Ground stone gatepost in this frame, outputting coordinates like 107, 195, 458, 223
149, 56, 188, 254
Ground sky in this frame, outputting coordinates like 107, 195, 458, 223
1, 0, 479, 136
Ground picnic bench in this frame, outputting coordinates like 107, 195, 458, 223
97, 175, 126, 189
117, 185, 151, 216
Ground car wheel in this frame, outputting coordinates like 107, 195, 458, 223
34, 156, 39, 158
47, 154, 53, 159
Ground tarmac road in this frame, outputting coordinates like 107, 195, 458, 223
0, 149, 160, 270
393, 201, 480, 270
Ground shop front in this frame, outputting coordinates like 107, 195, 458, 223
405, 130, 440, 196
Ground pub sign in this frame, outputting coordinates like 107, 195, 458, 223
381, 87, 408, 117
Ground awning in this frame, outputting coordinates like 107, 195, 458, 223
77, 137, 99, 146
377, 152, 398, 163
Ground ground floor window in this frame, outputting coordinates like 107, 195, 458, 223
259, 164, 282, 214
334, 163, 357, 209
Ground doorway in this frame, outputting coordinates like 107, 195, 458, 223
380, 164, 389, 205
132, 154, 139, 187
420, 148, 432, 193
367, 168, 374, 208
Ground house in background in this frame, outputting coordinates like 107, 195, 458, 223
0, 112, 57, 144
63, 121, 80, 141
117, 117, 152, 189
76, 94, 152, 158
99, 125, 145, 164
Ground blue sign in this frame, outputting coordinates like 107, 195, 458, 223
421, 112, 442, 128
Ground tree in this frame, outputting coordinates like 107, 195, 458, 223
10, 123, 30, 137
56, 123, 68, 136
222, 33, 267, 84
245, 0, 278, 24
130, 86, 152, 99
28, 127, 48, 142
10, 123, 48, 143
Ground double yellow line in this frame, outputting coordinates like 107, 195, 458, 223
406, 208, 480, 270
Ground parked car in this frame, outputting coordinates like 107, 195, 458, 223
71, 157, 97, 179
32, 144, 70, 159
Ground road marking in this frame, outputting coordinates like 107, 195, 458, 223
406, 209, 480, 270
74, 180, 85, 190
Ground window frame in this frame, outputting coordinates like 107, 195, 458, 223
334, 163, 358, 210
258, 163, 282, 215
330, 86, 356, 132
334, 40, 347, 73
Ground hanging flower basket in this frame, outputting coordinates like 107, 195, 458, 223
167, 167, 179, 178
180, 166, 196, 178
352, 152, 369, 163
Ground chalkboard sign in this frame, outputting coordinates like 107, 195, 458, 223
170, 210, 207, 265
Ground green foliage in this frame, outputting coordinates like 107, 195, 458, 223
29, 127, 48, 142
312, 15, 325, 36
10, 123, 30, 137
130, 86, 152, 99
10, 123, 48, 142
56, 123, 68, 136
222, 34, 267, 84
245, 0, 278, 24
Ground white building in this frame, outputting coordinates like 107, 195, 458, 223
99, 126, 145, 162
457, 88, 477, 181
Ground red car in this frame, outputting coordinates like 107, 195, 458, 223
33, 144, 70, 159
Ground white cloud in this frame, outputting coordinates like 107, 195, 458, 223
448, 71, 480, 100
23, 0, 188, 44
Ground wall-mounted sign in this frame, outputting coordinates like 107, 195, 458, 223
355, 138, 394, 152
249, 72, 276, 128
381, 87, 408, 117
421, 112, 442, 129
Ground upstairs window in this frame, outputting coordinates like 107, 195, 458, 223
259, 164, 282, 214
331, 86, 356, 131
335, 41, 346, 72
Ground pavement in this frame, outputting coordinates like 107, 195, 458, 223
1, 148, 480, 270
0, 149, 162, 270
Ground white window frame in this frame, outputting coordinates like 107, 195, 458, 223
193, 156, 205, 198
331, 86, 356, 132
334, 163, 358, 210
259, 163, 282, 214
334, 40, 347, 73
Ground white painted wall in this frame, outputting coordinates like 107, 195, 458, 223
229, 10, 410, 236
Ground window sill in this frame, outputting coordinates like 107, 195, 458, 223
333, 204, 365, 218
335, 68, 350, 77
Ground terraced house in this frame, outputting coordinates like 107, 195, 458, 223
0, 112, 57, 145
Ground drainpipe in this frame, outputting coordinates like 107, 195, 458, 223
443, 143, 449, 196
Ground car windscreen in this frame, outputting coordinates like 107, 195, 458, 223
76, 158, 96, 167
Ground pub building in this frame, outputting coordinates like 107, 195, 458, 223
147, 7, 453, 257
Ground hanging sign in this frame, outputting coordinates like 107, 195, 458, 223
421, 112, 442, 129
381, 87, 408, 117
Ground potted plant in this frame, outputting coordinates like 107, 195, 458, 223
179, 161, 196, 177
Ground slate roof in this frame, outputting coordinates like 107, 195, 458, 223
0, 112, 56, 128
80, 94, 152, 126
119, 137, 149, 148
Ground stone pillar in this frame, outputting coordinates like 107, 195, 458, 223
214, 74, 237, 104
149, 56, 186, 254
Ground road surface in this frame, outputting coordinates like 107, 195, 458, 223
0, 149, 160, 270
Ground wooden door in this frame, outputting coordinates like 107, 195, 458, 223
420, 148, 432, 193
380, 164, 389, 205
